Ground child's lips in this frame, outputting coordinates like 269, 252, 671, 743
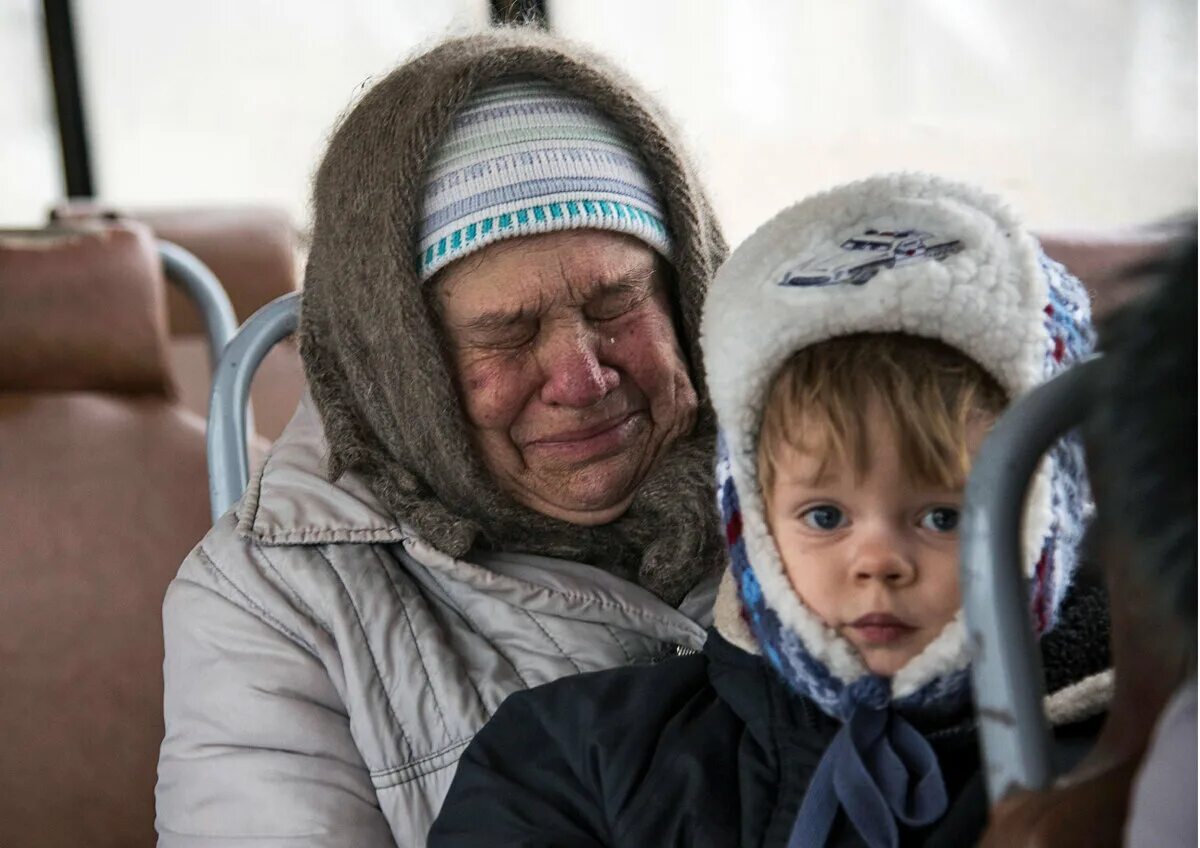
847, 612, 916, 645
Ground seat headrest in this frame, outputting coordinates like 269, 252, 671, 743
51, 202, 301, 334
1039, 228, 1176, 318
0, 222, 172, 394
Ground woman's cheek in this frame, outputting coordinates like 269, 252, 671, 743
610, 314, 691, 395
457, 355, 532, 430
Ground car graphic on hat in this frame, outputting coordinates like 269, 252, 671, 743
779, 229, 963, 288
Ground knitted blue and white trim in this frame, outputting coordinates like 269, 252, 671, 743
702, 173, 1095, 719
418, 78, 673, 280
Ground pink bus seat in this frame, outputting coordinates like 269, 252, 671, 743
0, 223, 211, 847
1039, 227, 1177, 318
50, 203, 306, 441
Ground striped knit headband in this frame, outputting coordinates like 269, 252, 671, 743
418, 78, 674, 280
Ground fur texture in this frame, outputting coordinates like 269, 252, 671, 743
1044, 671, 1114, 726
297, 31, 728, 604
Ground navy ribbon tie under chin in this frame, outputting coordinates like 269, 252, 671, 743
787, 706, 948, 848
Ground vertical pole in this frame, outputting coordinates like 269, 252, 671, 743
42, 0, 94, 198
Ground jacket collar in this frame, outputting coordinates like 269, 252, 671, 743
236, 393, 407, 546
232, 393, 718, 646
704, 627, 850, 756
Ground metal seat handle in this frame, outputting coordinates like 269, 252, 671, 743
206, 292, 300, 520
157, 240, 238, 369
960, 356, 1105, 804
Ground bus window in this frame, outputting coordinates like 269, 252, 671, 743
554, 0, 1197, 245
1, 0, 63, 224
1, 0, 490, 227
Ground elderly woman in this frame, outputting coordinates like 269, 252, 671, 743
155, 30, 727, 848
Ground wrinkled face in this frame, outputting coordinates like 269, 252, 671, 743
764, 402, 991, 676
436, 230, 698, 525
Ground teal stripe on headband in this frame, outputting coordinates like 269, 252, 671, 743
418, 78, 673, 281
419, 200, 669, 274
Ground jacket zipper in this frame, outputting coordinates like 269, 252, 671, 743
649, 644, 697, 663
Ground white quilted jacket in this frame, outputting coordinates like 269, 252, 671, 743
155, 397, 716, 847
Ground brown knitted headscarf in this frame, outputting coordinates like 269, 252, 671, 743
300, 30, 727, 604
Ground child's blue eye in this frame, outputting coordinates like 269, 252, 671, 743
801, 505, 845, 531
920, 507, 960, 533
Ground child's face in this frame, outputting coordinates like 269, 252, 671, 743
764, 400, 992, 676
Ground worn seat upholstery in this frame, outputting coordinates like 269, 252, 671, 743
0, 223, 213, 847
1040, 228, 1178, 318
50, 203, 307, 441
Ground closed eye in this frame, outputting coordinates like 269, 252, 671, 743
459, 315, 539, 350
485, 333, 536, 350
584, 279, 654, 322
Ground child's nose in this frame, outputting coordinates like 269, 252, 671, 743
852, 534, 916, 586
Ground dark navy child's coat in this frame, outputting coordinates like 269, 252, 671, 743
428, 584, 1110, 848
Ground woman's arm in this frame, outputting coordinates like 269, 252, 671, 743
156, 542, 396, 848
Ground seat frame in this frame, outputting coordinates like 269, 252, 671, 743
961, 356, 1106, 803
157, 240, 238, 369
206, 292, 299, 519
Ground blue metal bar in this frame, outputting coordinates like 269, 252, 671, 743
206, 292, 300, 520
960, 356, 1105, 804
157, 240, 238, 369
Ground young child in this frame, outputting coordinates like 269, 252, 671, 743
428, 175, 1112, 848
